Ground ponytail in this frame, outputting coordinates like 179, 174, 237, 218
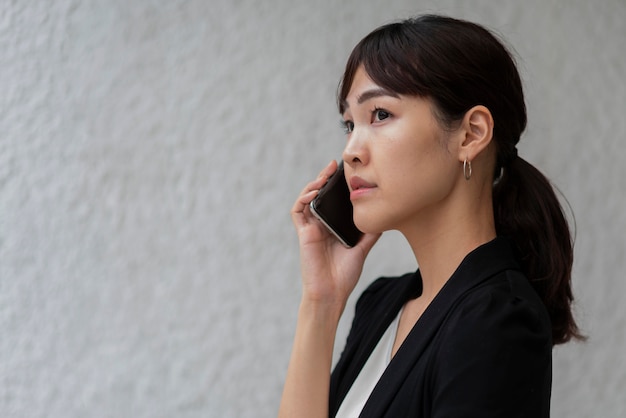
493, 157, 585, 345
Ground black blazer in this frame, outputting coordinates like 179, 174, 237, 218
329, 238, 552, 417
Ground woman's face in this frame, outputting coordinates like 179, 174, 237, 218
341, 66, 461, 234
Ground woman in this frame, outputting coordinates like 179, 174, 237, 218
279, 15, 583, 417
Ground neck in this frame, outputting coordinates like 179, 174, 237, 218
399, 188, 496, 300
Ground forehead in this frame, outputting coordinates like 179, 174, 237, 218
341, 67, 400, 112
348, 66, 377, 92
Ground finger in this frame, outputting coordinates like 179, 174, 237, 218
291, 189, 318, 215
301, 176, 328, 196
298, 160, 338, 198
291, 160, 339, 223
319, 159, 338, 179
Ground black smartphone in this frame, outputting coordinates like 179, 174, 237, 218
309, 161, 363, 247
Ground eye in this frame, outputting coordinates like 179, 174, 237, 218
341, 119, 354, 134
373, 108, 391, 122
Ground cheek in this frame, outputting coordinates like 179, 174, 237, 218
391, 146, 457, 204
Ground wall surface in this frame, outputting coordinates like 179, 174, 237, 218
2, 0, 625, 417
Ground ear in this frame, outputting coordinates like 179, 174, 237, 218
457, 105, 494, 162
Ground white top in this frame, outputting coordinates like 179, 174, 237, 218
335, 308, 402, 418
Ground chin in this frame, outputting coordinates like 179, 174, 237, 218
353, 214, 387, 235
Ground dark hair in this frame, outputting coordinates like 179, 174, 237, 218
338, 15, 583, 345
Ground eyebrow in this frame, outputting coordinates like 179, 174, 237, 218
341, 88, 400, 111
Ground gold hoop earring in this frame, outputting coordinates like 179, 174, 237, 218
463, 157, 472, 181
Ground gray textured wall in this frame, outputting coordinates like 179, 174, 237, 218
2, 0, 625, 417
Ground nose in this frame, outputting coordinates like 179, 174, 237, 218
342, 128, 369, 167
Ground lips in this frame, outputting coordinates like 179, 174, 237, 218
349, 176, 376, 192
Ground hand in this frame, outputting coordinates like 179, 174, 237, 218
291, 160, 381, 309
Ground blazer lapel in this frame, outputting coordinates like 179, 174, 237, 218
359, 238, 520, 417
330, 272, 420, 416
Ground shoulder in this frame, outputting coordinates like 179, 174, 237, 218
354, 272, 417, 318
444, 269, 551, 344
429, 269, 552, 415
